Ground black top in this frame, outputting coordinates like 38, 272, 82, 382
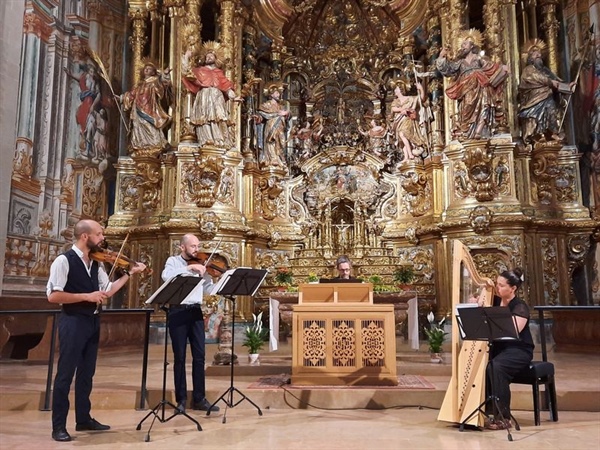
319, 278, 362, 283
492, 295, 535, 355
62, 249, 100, 316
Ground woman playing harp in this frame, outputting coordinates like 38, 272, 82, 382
480, 268, 534, 430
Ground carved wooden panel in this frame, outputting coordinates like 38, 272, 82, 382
292, 304, 397, 386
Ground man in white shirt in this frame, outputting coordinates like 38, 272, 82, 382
46, 219, 146, 442
162, 233, 219, 413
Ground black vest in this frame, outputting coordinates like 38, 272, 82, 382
62, 249, 100, 315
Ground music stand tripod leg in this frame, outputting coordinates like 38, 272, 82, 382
207, 295, 262, 424
136, 305, 202, 441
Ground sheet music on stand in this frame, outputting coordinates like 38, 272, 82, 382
145, 273, 205, 306
456, 305, 520, 342
209, 267, 267, 297
455, 303, 479, 340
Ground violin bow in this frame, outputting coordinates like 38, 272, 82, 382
203, 237, 224, 269
94, 232, 130, 314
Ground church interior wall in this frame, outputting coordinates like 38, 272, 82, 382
0, 0, 599, 321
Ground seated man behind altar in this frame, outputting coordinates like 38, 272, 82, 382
319, 255, 362, 283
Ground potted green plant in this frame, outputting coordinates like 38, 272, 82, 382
393, 266, 415, 290
307, 272, 319, 283
274, 267, 294, 290
242, 312, 269, 364
424, 312, 447, 363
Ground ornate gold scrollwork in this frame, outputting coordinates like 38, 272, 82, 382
400, 169, 432, 217
530, 140, 562, 205
405, 226, 419, 245
267, 224, 282, 248
197, 210, 221, 241
462, 141, 495, 202
469, 205, 493, 235
540, 237, 560, 304
120, 175, 141, 212
181, 155, 224, 208
567, 234, 591, 265
81, 166, 105, 219
130, 148, 163, 213
257, 174, 285, 221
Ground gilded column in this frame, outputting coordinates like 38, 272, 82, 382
218, 0, 239, 88
180, 0, 203, 142
483, 0, 517, 134
147, 0, 162, 65
128, 4, 148, 86
185, 0, 203, 47
500, 0, 521, 134
164, 0, 186, 144
271, 41, 284, 81
539, 0, 560, 74
438, 0, 467, 144
483, 0, 505, 133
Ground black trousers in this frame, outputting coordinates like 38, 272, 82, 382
168, 307, 206, 405
486, 345, 533, 418
52, 313, 100, 431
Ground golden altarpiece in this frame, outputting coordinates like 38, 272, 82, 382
2, 0, 600, 354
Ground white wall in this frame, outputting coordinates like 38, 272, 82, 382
0, 1, 26, 294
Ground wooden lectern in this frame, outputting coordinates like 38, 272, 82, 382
291, 283, 397, 386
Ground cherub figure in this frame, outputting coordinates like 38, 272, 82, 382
359, 119, 387, 156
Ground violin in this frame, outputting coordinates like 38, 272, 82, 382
90, 247, 151, 274
187, 252, 229, 278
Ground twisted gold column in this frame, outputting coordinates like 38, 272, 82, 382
128, 4, 148, 86
539, 0, 560, 74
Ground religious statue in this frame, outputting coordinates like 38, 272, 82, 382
182, 41, 242, 148
91, 108, 108, 162
359, 119, 387, 157
518, 39, 575, 143
121, 62, 172, 151
294, 119, 323, 160
64, 63, 101, 158
436, 29, 509, 140
390, 81, 427, 162
256, 82, 290, 169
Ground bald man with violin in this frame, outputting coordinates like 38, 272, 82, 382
162, 233, 220, 414
46, 220, 146, 442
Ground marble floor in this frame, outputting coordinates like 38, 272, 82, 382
1, 340, 599, 449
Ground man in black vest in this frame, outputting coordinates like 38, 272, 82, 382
46, 220, 146, 442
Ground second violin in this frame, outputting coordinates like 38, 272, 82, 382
187, 252, 229, 278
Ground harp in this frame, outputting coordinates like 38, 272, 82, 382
438, 240, 494, 427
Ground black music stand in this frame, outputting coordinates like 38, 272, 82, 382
207, 268, 268, 423
136, 274, 204, 442
456, 306, 521, 441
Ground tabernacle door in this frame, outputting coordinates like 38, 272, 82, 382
438, 240, 494, 427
